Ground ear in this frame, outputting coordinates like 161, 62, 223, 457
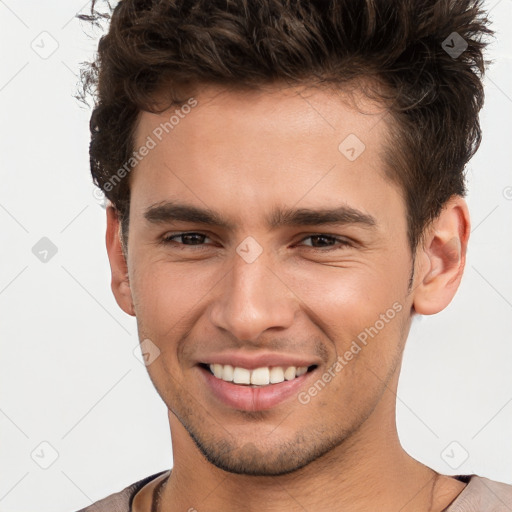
412, 196, 470, 315
105, 206, 136, 316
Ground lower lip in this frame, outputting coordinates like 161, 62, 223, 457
198, 366, 315, 411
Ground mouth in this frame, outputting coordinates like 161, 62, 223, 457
199, 362, 318, 387
197, 361, 320, 411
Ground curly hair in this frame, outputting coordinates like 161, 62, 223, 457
78, 0, 492, 251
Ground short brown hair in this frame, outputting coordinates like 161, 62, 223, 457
78, 0, 492, 251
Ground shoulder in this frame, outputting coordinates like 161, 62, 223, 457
447, 474, 512, 511
73, 470, 170, 512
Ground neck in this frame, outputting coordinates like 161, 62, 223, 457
160, 370, 453, 512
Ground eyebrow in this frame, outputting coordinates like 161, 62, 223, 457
143, 201, 377, 231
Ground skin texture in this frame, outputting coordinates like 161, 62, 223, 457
106, 83, 470, 511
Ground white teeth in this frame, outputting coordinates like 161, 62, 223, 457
296, 366, 307, 377
222, 364, 234, 382
269, 366, 284, 383
251, 367, 270, 385
207, 363, 310, 386
284, 366, 296, 381
212, 363, 223, 379
233, 367, 251, 384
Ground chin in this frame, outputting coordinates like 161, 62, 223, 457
185, 422, 344, 476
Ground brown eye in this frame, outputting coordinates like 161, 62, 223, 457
162, 232, 213, 246
299, 234, 352, 250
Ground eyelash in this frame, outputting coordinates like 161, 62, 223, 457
160, 232, 353, 251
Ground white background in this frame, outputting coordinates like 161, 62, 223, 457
0, 1, 511, 511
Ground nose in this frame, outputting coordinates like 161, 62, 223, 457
209, 248, 297, 342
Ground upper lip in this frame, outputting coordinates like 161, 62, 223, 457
198, 351, 320, 370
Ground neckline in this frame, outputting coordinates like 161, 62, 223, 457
140, 470, 475, 511
130, 470, 171, 512
151, 474, 169, 512
454, 473, 473, 483
440, 474, 475, 511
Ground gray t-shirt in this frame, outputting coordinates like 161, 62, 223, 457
75, 471, 512, 511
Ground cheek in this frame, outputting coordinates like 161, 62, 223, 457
129, 258, 210, 336
285, 254, 408, 319
280, 258, 410, 368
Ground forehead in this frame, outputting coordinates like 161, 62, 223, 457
129, 82, 403, 230
134, 81, 389, 151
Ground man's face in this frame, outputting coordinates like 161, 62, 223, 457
122, 83, 417, 475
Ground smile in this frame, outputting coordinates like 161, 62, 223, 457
203, 363, 316, 386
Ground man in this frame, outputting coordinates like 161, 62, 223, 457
75, 0, 512, 510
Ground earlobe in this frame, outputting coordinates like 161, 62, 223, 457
105, 206, 136, 317
412, 196, 470, 316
